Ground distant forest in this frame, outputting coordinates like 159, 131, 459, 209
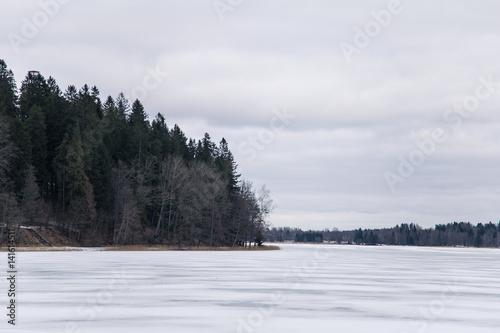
0, 60, 273, 247
267, 221, 500, 248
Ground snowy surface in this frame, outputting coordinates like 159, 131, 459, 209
2, 244, 500, 332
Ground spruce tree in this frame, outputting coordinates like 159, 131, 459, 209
0, 60, 18, 118
0, 114, 14, 186
150, 113, 170, 159
25, 105, 48, 194
216, 138, 240, 193
54, 122, 95, 214
170, 124, 188, 158
128, 99, 150, 162
19, 71, 49, 120
6, 118, 31, 195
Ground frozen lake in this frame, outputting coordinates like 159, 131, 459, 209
2, 244, 500, 332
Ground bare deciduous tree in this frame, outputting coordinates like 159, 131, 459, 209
111, 162, 141, 245
68, 178, 97, 242
0, 191, 23, 245
22, 166, 46, 227
182, 161, 224, 247
154, 156, 188, 242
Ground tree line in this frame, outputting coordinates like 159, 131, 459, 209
0, 60, 273, 247
267, 221, 500, 248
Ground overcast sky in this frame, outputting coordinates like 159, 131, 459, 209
2, 0, 500, 230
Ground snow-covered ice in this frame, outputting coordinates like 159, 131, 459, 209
2, 244, 500, 332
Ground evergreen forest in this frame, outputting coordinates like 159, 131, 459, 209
0, 60, 273, 247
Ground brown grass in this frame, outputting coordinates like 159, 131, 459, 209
0, 246, 86, 252
0, 245, 281, 252
104, 245, 281, 252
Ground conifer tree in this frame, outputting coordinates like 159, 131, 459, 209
0, 60, 18, 118
5, 118, 30, 195
150, 113, 170, 159
128, 99, 150, 162
0, 115, 14, 187
25, 105, 48, 193
216, 138, 240, 193
19, 71, 49, 120
170, 124, 189, 158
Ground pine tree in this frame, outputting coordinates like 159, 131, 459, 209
150, 113, 170, 159
128, 99, 150, 162
0, 59, 18, 118
19, 71, 49, 120
91, 86, 103, 120
45, 77, 70, 201
101, 95, 129, 163
0, 114, 15, 187
77, 84, 100, 133
88, 142, 112, 208
45, 77, 69, 156
64, 123, 86, 200
25, 105, 48, 193
186, 138, 196, 161
197, 133, 216, 164
0, 61, 26, 195
64, 85, 78, 110
55, 123, 94, 209
215, 138, 240, 193
170, 124, 188, 158
5, 118, 30, 195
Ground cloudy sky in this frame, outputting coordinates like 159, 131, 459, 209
2, 0, 500, 230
